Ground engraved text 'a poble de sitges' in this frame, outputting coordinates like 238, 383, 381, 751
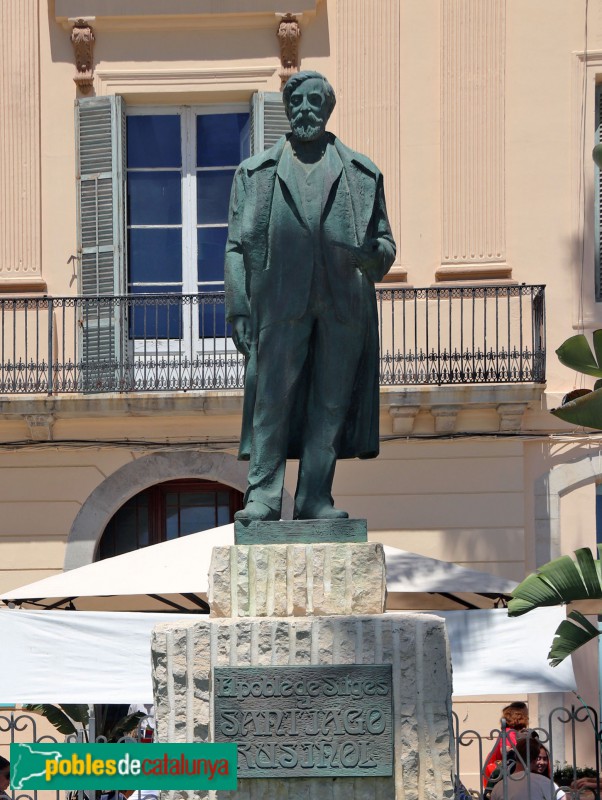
213, 665, 393, 778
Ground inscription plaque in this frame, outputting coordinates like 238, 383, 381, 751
213, 665, 393, 778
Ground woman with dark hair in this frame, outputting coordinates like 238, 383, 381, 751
491, 736, 562, 800
0, 756, 10, 800
531, 742, 565, 798
483, 702, 529, 789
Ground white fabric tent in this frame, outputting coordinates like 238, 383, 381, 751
0, 524, 518, 612
0, 606, 576, 702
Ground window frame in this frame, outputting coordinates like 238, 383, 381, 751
125, 104, 249, 356
96, 478, 244, 561
125, 103, 249, 297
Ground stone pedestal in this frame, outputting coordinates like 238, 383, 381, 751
151, 539, 454, 800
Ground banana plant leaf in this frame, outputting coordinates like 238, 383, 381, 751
508, 547, 602, 617
60, 704, 89, 725
22, 704, 79, 736
556, 331, 602, 377
105, 711, 144, 743
551, 388, 602, 428
548, 610, 602, 667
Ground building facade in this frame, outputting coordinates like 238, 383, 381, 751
1, 0, 602, 780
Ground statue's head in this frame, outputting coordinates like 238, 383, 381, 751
283, 71, 336, 142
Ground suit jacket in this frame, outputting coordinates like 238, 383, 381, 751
224, 132, 396, 460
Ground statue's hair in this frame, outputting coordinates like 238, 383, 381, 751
283, 71, 336, 118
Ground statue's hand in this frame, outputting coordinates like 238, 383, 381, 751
231, 315, 252, 358
332, 238, 384, 281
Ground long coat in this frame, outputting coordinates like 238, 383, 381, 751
225, 133, 396, 461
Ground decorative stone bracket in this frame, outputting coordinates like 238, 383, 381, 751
389, 405, 421, 435
276, 12, 301, 89
24, 414, 54, 441
387, 386, 541, 436
70, 17, 95, 94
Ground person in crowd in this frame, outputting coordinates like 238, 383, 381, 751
483, 701, 529, 789
0, 756, 10, 800
571, 775, 601, 797
530, 741, 565, 799
491, 735, 561, 800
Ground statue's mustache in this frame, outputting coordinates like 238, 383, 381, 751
292, 110, 323, 126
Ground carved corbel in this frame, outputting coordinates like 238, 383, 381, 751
70, 18, 95, 94
25, 414, 54, 442
389, 405, 421, 436
276, 13, 301, 89
431, 405, 459, 434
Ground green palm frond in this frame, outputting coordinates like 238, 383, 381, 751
60, 705, 90, 725
556, 331, 602, 378
508, 547, 602, 617
105, 711, 144, 743
552, 331, 602, 426
551, 389, 602, 427
22, 704, 80, 736
548, 611, 602, 667
508, 548, 602, 667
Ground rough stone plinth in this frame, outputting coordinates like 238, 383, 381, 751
234, 518, 368, 544
152, 613, 454, 800
208, 542, 387, 618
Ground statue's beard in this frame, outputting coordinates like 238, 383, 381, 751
291, 114, 326, 141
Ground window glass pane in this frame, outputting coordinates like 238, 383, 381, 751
111, 502, 146, 555
128, 287, 183, 339
196, 113, 250, 167
217, 492, 230, 526
166, 491, 218, 536
180, 505, 215, 535
196, 170, 235, 225
197, 227, 227, 283
166, 507, 179, 540
128, 172, 181, 226
128, 229, 182, 285
198, 290, 227, 338
127, 116, 181, 168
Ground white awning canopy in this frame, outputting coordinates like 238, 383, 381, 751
0, 606, 576, 703
0, 524, 518, 613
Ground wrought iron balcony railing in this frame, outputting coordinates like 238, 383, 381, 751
0, 285, 545, 395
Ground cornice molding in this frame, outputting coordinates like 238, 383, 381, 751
95, 65, 278, 95
56, 2, 319, 33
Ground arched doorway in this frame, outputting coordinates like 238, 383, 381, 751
95, 478, 243, 560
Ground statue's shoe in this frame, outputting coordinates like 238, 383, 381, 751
294, 505, 349, 520
235, 501, 280, 521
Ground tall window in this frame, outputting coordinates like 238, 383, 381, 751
96, 479, 243, 560
125, 107, 250, 338
75, 93, 289, 390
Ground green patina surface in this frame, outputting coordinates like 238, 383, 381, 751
213, 665, 393, 778
234, 518, 368, 545
225, 71, 395, 527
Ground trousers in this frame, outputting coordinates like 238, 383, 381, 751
245, 297, 365, 517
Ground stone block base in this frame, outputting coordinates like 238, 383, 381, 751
208, 543, 387, 617
152, 613, 454, 800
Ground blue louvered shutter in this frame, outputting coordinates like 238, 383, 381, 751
594, 84, 602, 303
250, 92, 290, 154
75, 95, 127, 391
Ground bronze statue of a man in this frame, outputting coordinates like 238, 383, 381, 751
225, 71, 396, 522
